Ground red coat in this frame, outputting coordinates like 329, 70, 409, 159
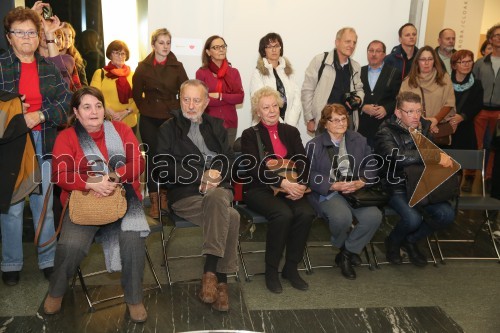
195, 66, 244, 129
51, 121, 145, 205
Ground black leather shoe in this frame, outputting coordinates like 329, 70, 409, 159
335, 251, 356, 280
385, 237, 402, 265
265, 270, 282, 294
2, 271, 20, 286
349, 252, 362, 266
42, 267, 54, 281
401, 241, 428, 267
281, 265, 309, 291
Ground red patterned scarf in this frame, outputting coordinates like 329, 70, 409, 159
208, 59, 229, 93
103, 62, 132, 104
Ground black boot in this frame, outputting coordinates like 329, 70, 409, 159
281, 263, 309, 290
401, 241, 428, 267
335, 250, 356, 280
385, 237, 402, 265
265, 266, 282, 294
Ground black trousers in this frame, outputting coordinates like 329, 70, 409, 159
139, 115, 167, 193
244, 187, 315, 270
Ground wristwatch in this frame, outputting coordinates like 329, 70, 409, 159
45, 39, 55, 44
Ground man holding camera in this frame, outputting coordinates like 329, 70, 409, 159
301, 27, 364, 134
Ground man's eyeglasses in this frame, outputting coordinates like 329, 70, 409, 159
327, 117, 348, 125
456, 60, 473, 65
112, 51, 127, 57
9, 30, 38, 38
399, 108, 422, 116
265, 45, 282, 51
181, 97, 203, 106
367, 49, 384, 54
210, 44, 227, 51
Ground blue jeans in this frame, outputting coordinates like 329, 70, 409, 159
388, 192, 455, 245
0, 131, 56, 272
319, 193, 382, 254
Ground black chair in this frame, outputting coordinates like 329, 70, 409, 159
369, 206, 439, 268
303, 217, 375, 272
235, 204, 311, 282
74, 217, 164, 312
431, 149, 500, 262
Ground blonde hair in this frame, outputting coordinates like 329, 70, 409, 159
250, 87, 283, 119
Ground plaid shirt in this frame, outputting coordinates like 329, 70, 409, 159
0, 48, 72, 156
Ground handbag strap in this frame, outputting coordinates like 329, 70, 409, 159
34, 183, 67, 248
455, 89, 470, 116
419, 87, 427, 117
252, 125, 265, 160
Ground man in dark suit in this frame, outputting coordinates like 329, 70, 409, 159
358, 40, 401, 147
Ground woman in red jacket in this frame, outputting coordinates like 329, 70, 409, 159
196, 35, 244, 145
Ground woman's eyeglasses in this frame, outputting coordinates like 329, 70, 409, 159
112, 51, 127, 57
210, 44, 227, 51
327, 117, 348, 125
9, 30, 38, 38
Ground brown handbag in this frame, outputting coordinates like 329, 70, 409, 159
68, 186, 127, 225
419, 87, 455, 145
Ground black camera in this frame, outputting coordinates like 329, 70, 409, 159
343, 91, 360, 111
42, 5, 53, 20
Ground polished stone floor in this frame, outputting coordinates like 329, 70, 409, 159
1, 193, 500, 332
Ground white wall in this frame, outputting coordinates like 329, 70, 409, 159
147, 0, 413, 144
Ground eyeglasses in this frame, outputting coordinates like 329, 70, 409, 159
265, 45, 282, 51
492, 34, 500, 39
399, 108, 422, 116
181, 97, 204, 106
112, 51, 127, 57
9, 30, 38, 38
418, 57, 434, 63
367, 49, 384, 54
456, 60, 473, 65
210, 44, 227, 51
327, 117, 348, 125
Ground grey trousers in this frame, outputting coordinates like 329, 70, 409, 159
48, 212, 145, 304
171, 187, 240, 274
320, 193, 382, 254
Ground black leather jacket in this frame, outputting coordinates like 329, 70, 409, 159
374, 115, 439, 193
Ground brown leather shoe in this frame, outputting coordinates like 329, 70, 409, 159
43, 295, 63, 315
160, 189, 168, 210
127, 303, 147, 323
198, 272, 218, 304
212, 283, 229, 312
149, 192, 160, 218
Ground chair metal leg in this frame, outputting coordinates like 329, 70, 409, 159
144, 245, 162, 292
303, 245, 313, 274
163, 226, 177, 286
426, 237, 438, 267
77, 267, 95, 313
370, 242, 381, 269
237, 238, 251, 282
363, 247, 375, 271
485, 218, 500, 262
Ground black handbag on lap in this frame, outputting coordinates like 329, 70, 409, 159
326, 146, 389, 208
341, 182, 390, 208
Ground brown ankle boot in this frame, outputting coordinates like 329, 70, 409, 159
43, 294, 63, 315
199, 272, 218, 304
159, 189, 168, 211
212, 282, 229, 312
127, 302, 147, 323
148, 192, 159, 218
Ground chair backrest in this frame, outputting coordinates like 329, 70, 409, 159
444, 149, 486, 197
443, 149, 485, 171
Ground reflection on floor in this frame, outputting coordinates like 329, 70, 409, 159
0, 283, 463, 333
